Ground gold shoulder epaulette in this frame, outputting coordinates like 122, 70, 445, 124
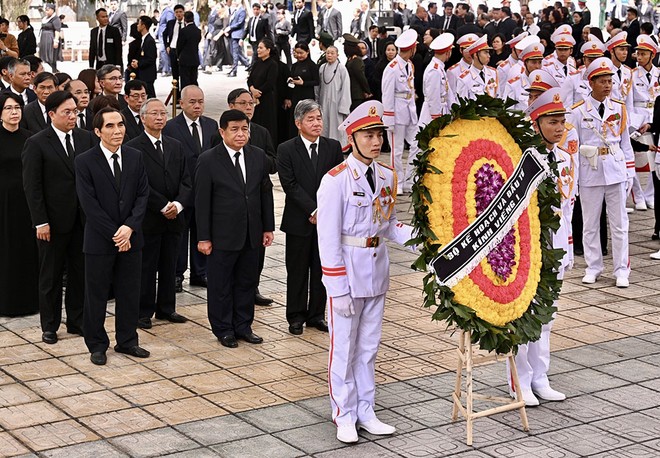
328, 162, 348, 176
611, 98, 624, 104
565, 121, 575, 130
571, 100, 585, 109
377, 161, 393, 170
508, 76, 520, 84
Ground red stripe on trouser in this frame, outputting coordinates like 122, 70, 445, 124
510, 369, 516, 392
390, 130, 395, 172
327, 297, 341, 423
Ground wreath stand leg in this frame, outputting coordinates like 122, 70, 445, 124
451, 330, 529, 445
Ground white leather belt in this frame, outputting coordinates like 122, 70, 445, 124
341, 235, 380, 248
395, 92, 412, 99
634, 101, 655, 108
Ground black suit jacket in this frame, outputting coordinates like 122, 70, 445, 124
137, 33, 157, 83
21, 99, 48, 134
89, 25, 123, 69
126, 133, 192, 234
176, 23, 202, 67
18, 27, 37, 57
427, 13, 442, 29
3, 86, 36, 106
120, 107, 144, 143
210, 121, 277, 173
498, 17, 517, 40
195, 143, 275, 250
162, 113, 218, 188
80, 107, 94, 131
163, 19, 184, 49
245, 16, 271, 43
438, 14, 460, 31
22, 126, 98, 233
277, 136, 343, 237
292, 8, 314, 44
75, 144, 149, 254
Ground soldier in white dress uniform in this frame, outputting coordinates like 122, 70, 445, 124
606, 32, 634, 109
446, 33, 478, 92
543, 33, 577, 107
544, 24, 577, 70
571, 41, 605, 103
503, 42, 545, 111
509, 88, 577, 406
569, 58, 636, 288
526, 69, 561, 106
316, 100, 415, 443
381, 29, 419, 193
629, 35, 659, 210
419, 33, 455, 127
496, 32, 529, 98
456, 35, 499, 100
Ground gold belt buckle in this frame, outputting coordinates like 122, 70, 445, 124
366, 237, 380, 247
598, 147, 609, 156
648, 102, 655, 108
405, 93, 412, 100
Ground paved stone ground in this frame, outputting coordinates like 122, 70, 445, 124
3, 65, 660, 457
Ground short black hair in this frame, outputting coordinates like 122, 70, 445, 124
378, 26, 387, 34
443, 2, 454, 8
17, 15, 30, 25
23, 55, 42, 72
610, 18, 622, 28
627, 7, 638, 16
219, 109, 249, 129
0, 93, 23, 111
464, 12, 475, 23
227, 88, 251, 104
45, 90, 78, 114
478, 4, 488, 13
0, 56, 13, 72
93, 107, 125, 130
184, 11, 194, 22
0, 18, 9, 26
124, 79, 147, 95
501, 6, 511, 16
91, 95, 121, 114
252, 2, 261, 8
369, 24, 378, 31
139, 15, 153, 28
428, 2, 437, 8
54, 72, 71, 86
95, 8, 107, 16
641, 22, 654, 34
34, 71, 57, 87
174, 4, 185, 11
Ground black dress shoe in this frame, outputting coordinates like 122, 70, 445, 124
42, 331, 58, 344
137, 317, 153, 329
574, 247, 584, 256
307, 320, 329, 332
155, 312, 188, 323
113, 345, 150, 358
219, 335, 238, 348
189, 277, 208, 288
602, 248, 609, 256
175, 276, 183, 293
66, 326, 84, 336
255, 289, 273, 306
289, 322, 303, 335
237, 332, 263, 344
653, 233, 659, 241
90, 351, 107, 365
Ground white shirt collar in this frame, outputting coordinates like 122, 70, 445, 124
183, 112, 199, 127
100, 142, 121, 160
51, 124, 73, 144
145, 131, 162, 146
299, 135, 318, 158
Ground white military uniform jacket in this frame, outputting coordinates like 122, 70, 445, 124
382, 54, 417, 127
611, 64, 634, 109
503, 67, 530, 111
570, 67, 591, 103
569, 96, 636, 187
497, 55, 521, 98
543, 52, 576, 71
543, 59, 576, 107
456, 65, 498, 100
419, 57, 453, 126
630, 65, 660, 129
446, 58, 470, 93
317, 155, 413, 299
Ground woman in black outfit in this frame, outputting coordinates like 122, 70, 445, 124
248, 38, 279, 145
0, 93, 38, 316
344, 39, 371, 110
285, 42, 319, 138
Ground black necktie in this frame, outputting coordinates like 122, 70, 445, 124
310, 143, 318, 170
365, 166, 375, 192
78, 113, 85, 129
234, 151, 245, 187
65, 133, 75, 159
155, 139, 163, 156
479, 70, 485, 82
111, 153, 121, 188
598, 103, 605, 118
136, 115, 142, 129
98, 28, 104, 60
405, 63, 409, 75
191, 122, 201, 154
617, 68, 622, 81
647, 72, 652, 83
563, 65, 567, 76
444, 16, 449, 30
547, 148, 555, 163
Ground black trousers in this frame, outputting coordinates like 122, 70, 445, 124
275, 36, 292, 67
168, 48, 181, 95
36, 222, 84, 333
144, 81, 156, 98
285, 232, 326, 325
179, 64, 198, 90
572, 196, 608, 252
207, 239, 259, 338
83, 250, 141, 353
176, 207, 207, 281
140, 231, 181, 319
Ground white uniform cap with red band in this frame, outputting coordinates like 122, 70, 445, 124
588, 34, 603, 45
552, 33, 576, 48
394, 29, 418, 51
585, 57, 614, 81
551, 24, 572, 40
466, 34, 492, 55
339, 100, 386, 136
525, 69, 560, 92
605, 31, 629, 51
514, 34, 541, 52
525, 87, 567, 122
520, 42, 545, 61
636, 34, 659, 54
456, 33, 479, 49
580, 41, 606, 58
430, 33, 455, 53
505, 32, 528, 49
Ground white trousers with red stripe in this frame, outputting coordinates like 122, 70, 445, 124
328, 294, 385, 426
508, 319, 553, 395
389, 124, 420, 192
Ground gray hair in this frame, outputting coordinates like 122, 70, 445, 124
181, 84, 204, 100
139, 97, 165, 118
294, 99, 322, 122
96, 64, 121, 80
8, 58, 30, 75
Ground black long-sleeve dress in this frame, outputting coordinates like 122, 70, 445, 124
288, 57, 319, 138
0, 125, 38, 316
248, 56, 279, 145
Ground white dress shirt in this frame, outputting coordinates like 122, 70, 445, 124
100, 142, 122, 174
224, 141, 246, 180
145, 131, 183, 215
183, 112, 203, 146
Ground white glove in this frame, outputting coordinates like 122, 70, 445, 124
332, 294, 355, 318
626, 177, 633, 195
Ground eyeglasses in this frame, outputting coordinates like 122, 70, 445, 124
103, 76, 124, 82
128, 93, 147, 100
2, 105, 21, 112
72, 90, 90, 95
146, 111, 168, 117
59, 109, 80, 117
234, 101, 255, 107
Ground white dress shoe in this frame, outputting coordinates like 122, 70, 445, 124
626, 207, 634, 213
615, 277, 629, 288
520, 389, 540, 406
581, 274, 598, 284
635, 201, 648, 211
357, 418, 396, 435
650, 250, 660, 260
647, 201, 654, 209
532, 385, 566, 401
336, 423, 358, 443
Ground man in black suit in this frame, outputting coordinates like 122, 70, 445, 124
126, 99, 192, 329
196, 109, 275, 348
456, 12, 482, 37
497, 7, 517, 41
625, 7, 641, 65
210, 89, 276, 305
64, 79, 94, 130
427, 2, 442, 28
277, 100, 343, 335
4, 58, 36, 106
410, 6, 430, 34
22, 91, 97, 345
97, 64, 128, 110
75, 107, 150, 365
177, 11, 201, 89
439, 2, 460, 31
246, 4, 271, 66
163, 85, 218, 292
89, 8, 123, 70
163, 4, 186, 97
365, 25, 380, 59
292, 0, 314, 44
121, 79, 147, 143
128, 16, 157, 98
21, 72, 56, 134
